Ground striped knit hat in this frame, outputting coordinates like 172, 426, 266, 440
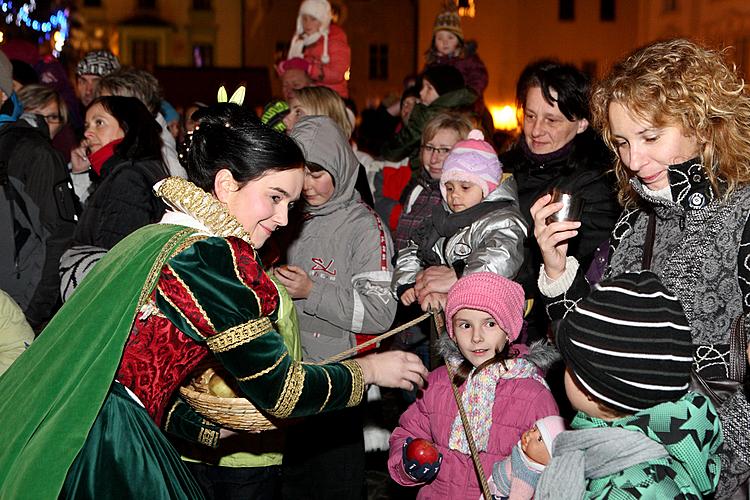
441, 129, 502, 198
556, 270, 694, 413
433, 3, 463, 42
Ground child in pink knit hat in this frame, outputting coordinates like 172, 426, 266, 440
392, 129, 527, 313
484, 415, 566, 500
388, 272, 559, 499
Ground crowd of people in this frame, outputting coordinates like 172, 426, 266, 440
1, 0, 750, 499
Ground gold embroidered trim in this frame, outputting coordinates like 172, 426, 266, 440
268, 362, 305, 418
342, 360, 365, 408
173, 234, 209, 256
164, 399, 179, 431
237, 351, 288, 382
227, 241, 263, 313
166, 262, 217, 332
137, 228, 195, 308
155, 177, 253, 244
198, 425, 219, 448
156, 283, 205, 340
206, 317, 273, 353
317, 368, 332, 413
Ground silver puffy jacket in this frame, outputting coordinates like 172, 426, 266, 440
391, 177, 527, 296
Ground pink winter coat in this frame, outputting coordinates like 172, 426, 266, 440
305, 23, 351, 98
388, 365, 558, 499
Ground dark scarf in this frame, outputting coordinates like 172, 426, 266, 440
88, 138, 123, 175
415, 198, 511, 266
519, 135, 575, 167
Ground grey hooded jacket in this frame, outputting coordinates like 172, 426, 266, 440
286, 116, 397, 362
392, 176, 527, 295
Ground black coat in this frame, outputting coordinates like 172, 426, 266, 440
74, 153, 167, 250
501, 130, 620, 340
0, 116, 78, 328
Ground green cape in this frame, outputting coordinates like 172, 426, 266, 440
0, 223, 193, 499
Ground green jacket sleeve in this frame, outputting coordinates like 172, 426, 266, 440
155, 236, 364, 420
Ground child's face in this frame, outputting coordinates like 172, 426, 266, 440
420, 79, 440, 106
444, 180, 484, 212
521, 425, 551, 465
563, 366, 611, 420
452, 308, 508, 367
434, 30, 460, 56
301, 14, 322, 35
303, 167, 335, 206
422, 128, 460, 179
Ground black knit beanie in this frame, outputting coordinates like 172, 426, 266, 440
422, 65, 465, 96
556, 270, 694, 413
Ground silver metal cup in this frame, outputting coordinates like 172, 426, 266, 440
546, 189, 584, 224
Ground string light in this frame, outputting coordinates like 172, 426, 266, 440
0, 1, 70, 56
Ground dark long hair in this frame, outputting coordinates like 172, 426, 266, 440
185, 103, 305, 192
87, 95, 164, 169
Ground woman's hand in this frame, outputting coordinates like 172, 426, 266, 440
400, 288, 417, 306
71, 143, 90, 173
414, 266, 457, 301
419, 292, 447, 313
356, 351, 429, 391
273, 265, 313, 299
530, 193, 581, 280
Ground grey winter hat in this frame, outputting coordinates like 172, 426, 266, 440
0, 50, 13, 97
76, 50, 120, 77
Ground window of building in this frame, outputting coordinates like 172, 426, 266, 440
83, 0, 102, 7
662, 0, 678, 12
138, 0, 156, 9
368, 44, 388, 80
131, 39, 158, 70
193, 44, 214, 68
192, 0, 211, 10
559, 0, 575, 21
601, 0, 615, 21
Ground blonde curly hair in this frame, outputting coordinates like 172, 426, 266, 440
591, 38, 750, 207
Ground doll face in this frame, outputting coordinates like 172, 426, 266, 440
521, 425, 551, 465
434, 30, 460, 56
452, 308, 508, 367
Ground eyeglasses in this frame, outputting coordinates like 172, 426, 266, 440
41, 113, 63, 124
421, 144, 452, 157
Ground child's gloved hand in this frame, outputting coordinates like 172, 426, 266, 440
402, 437, 442, 482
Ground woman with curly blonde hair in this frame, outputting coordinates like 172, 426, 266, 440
531, 38, 750, 498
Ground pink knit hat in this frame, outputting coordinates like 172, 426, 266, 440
536, 415, 566, 457
440, 129, 502, 199
445, 272, 525, 341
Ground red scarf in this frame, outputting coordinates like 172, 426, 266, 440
88, 138, 123, 175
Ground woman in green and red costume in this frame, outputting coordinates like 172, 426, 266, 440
0, 102, 429, 499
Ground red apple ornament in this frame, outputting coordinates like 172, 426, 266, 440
405, 438, 439, 465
